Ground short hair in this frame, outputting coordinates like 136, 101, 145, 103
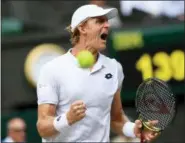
66, 18, 90, 46
7, 117, 26, 131
66, 25, 80, 46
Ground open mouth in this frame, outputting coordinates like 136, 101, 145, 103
100, 33, 108, 41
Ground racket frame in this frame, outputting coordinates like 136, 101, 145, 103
136, 78, 176, 133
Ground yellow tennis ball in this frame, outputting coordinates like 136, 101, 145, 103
77, 50, 95, 68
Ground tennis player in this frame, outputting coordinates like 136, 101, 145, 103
36, 4, 159, 142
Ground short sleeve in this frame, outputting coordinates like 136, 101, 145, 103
37, 65, 59, 105
116, 61, 124, 89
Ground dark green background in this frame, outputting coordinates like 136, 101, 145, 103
107, 23, 184, 101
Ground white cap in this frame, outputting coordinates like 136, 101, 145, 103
71, 4, 118, 32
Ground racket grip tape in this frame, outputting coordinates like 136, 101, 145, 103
140, 122, 146, 143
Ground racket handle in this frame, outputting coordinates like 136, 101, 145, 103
140, 123, 145, 143
140, 130, 144, 143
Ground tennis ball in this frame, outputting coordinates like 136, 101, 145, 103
76, 50, 95, 68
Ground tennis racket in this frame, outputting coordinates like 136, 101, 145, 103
135, 78, 176, 143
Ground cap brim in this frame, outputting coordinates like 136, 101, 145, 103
91, 8, 118, 20
104, 8, 118, 19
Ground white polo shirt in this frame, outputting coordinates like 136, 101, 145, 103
37, 49, 124, 142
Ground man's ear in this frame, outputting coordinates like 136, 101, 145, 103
78, 24, 87, 35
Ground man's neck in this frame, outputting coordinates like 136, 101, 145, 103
71, 44, 99, 62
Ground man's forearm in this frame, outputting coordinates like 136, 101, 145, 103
111, 120, 124, 135
37, 116, 58, 138
111, 114, 130, 135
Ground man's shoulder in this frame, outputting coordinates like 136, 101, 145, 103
2, 136, 14, 142
41, 53, 69, 72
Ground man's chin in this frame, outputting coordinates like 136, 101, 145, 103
98, 45, 106, 51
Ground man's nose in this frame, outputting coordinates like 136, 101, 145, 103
103, 21, 110, 28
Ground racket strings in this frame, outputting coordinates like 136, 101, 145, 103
136, 78, 175, 130
151, 81, 176, 129
139, 84, 166, 129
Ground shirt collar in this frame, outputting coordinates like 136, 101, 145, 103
91, 53, 105, 73
67, 48, 79, 66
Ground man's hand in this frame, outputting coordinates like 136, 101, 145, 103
134, 120, 160, 142
66, 100, 86, 125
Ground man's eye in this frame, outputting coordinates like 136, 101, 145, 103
96, 20, 100, 23
96, 19, 104, 23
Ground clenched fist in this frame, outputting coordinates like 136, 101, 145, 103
66, 100, 86, 125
